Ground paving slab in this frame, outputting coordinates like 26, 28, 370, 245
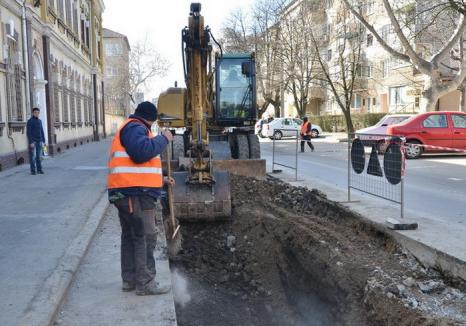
55, 205, 177, 326
0, 140, 111, 325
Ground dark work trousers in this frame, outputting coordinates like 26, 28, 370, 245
300, 135, 314, 152
114, 195, 157, 287
29, 141, 43, 173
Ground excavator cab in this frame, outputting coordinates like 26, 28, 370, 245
215, 54, 256, 127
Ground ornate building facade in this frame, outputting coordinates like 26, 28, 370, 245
0, 0, 105, 171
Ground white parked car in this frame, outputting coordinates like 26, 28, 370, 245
254, 119, 268, 138
356, 114, 413, 150
261, 118, 322, 140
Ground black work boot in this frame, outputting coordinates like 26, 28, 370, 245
136, 280, 170, 296
122, 281, 135, 292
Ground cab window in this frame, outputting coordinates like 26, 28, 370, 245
452, 114, 466, 128
422, 114, 447, 128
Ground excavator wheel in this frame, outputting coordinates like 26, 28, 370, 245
248, 134, 261, 159
236, 134, 250, 159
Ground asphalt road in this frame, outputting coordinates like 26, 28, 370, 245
260, 136, 466, 225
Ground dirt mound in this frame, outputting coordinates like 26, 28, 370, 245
172, 175, 466, 326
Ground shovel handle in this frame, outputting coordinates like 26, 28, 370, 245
165, 133, 177, 236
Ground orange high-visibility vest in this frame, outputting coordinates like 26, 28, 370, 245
300, 121, 311, 136
107, 118, 163, 189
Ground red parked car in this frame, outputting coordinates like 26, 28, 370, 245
386, 111, 466, 159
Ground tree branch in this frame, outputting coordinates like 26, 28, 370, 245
431, 13, 466, 65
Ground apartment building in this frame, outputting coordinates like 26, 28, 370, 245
103, 28, 130, 135
281, 0, 465, 118
0, 0, 104, 171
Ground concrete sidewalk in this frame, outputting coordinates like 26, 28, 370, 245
0, 139, 177, 325
0, 141, 111, 325
55, 206, 177, 326
266, 161, 466, 282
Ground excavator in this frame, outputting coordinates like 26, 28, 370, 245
157, 3, 265, 221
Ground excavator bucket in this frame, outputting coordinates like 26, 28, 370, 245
171, 170, 232, 221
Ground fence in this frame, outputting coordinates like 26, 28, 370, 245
271, 129, 299, 181
348, 133, 406, 219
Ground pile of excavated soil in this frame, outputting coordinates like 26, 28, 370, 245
171, 175, 466, 326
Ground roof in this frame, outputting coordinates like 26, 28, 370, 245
103, 28, 130, 50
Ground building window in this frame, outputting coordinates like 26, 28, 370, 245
72, 2, 79, 35
326, 49, 332, 61
356, 65, 372, 78
366, 1, 375, 15
58, 0, 64, 20
88, 84, 94, 123
62, 75, 69, 122
380, 24, 394, 42
389, 86, 407, 105
415, 97, 420, 108
383, 58, 409, 77
6, 38, 24, 122
105, 43, 123, 56
352, 94, 362, 108
367, 34, 373, 47
77, 78, 82, 123
65, 0, 72, 27
70, 77, 76, 123
80, 12, 86, 44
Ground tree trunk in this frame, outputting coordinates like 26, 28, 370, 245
342, 109, 355, 134
419, 95, 438, 112
460, 86, 466, 112
273, 103, 281, 117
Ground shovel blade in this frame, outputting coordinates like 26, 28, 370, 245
172, 171, 232, 221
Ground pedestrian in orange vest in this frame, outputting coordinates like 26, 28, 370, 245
300, 116, 315, 152
107, 101, 174, 296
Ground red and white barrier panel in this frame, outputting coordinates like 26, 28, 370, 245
406, 143, 466, 153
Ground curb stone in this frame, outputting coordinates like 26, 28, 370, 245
18, 190, 109, 326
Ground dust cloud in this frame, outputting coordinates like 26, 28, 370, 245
171, 269, 191, 307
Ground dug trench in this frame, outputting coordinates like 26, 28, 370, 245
169, 176, 466, 326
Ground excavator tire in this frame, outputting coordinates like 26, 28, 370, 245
236, 134, 250, 159
228, 134, 238, 159
248, 134, 261, 159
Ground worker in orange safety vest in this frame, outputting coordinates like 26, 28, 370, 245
108, 101, 174, 296
300, 116, 315, 152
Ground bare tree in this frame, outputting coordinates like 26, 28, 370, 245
279, 1, 320, 117
221, 8, 252, 53
129, 37, 169, 98
251, 0, 286, 118
105, 59, 131, 116
310, 3, 364, 133
343, 0, 466, 112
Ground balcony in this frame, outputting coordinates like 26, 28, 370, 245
309, 86, 326, 100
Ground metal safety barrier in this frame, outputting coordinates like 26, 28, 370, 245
271, 129, 300, 181
348, 133, 406, 219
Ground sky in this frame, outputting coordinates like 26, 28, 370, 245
103, 0, 254, 101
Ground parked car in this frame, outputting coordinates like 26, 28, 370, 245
254, 119, 268, 138
356, 114, 414, 150
261, 117, 322, 140
386, 111, 466, 159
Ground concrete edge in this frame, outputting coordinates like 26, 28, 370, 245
339, 206, 466, 282
18, 190, 109, 326
269, 173, 466, 283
